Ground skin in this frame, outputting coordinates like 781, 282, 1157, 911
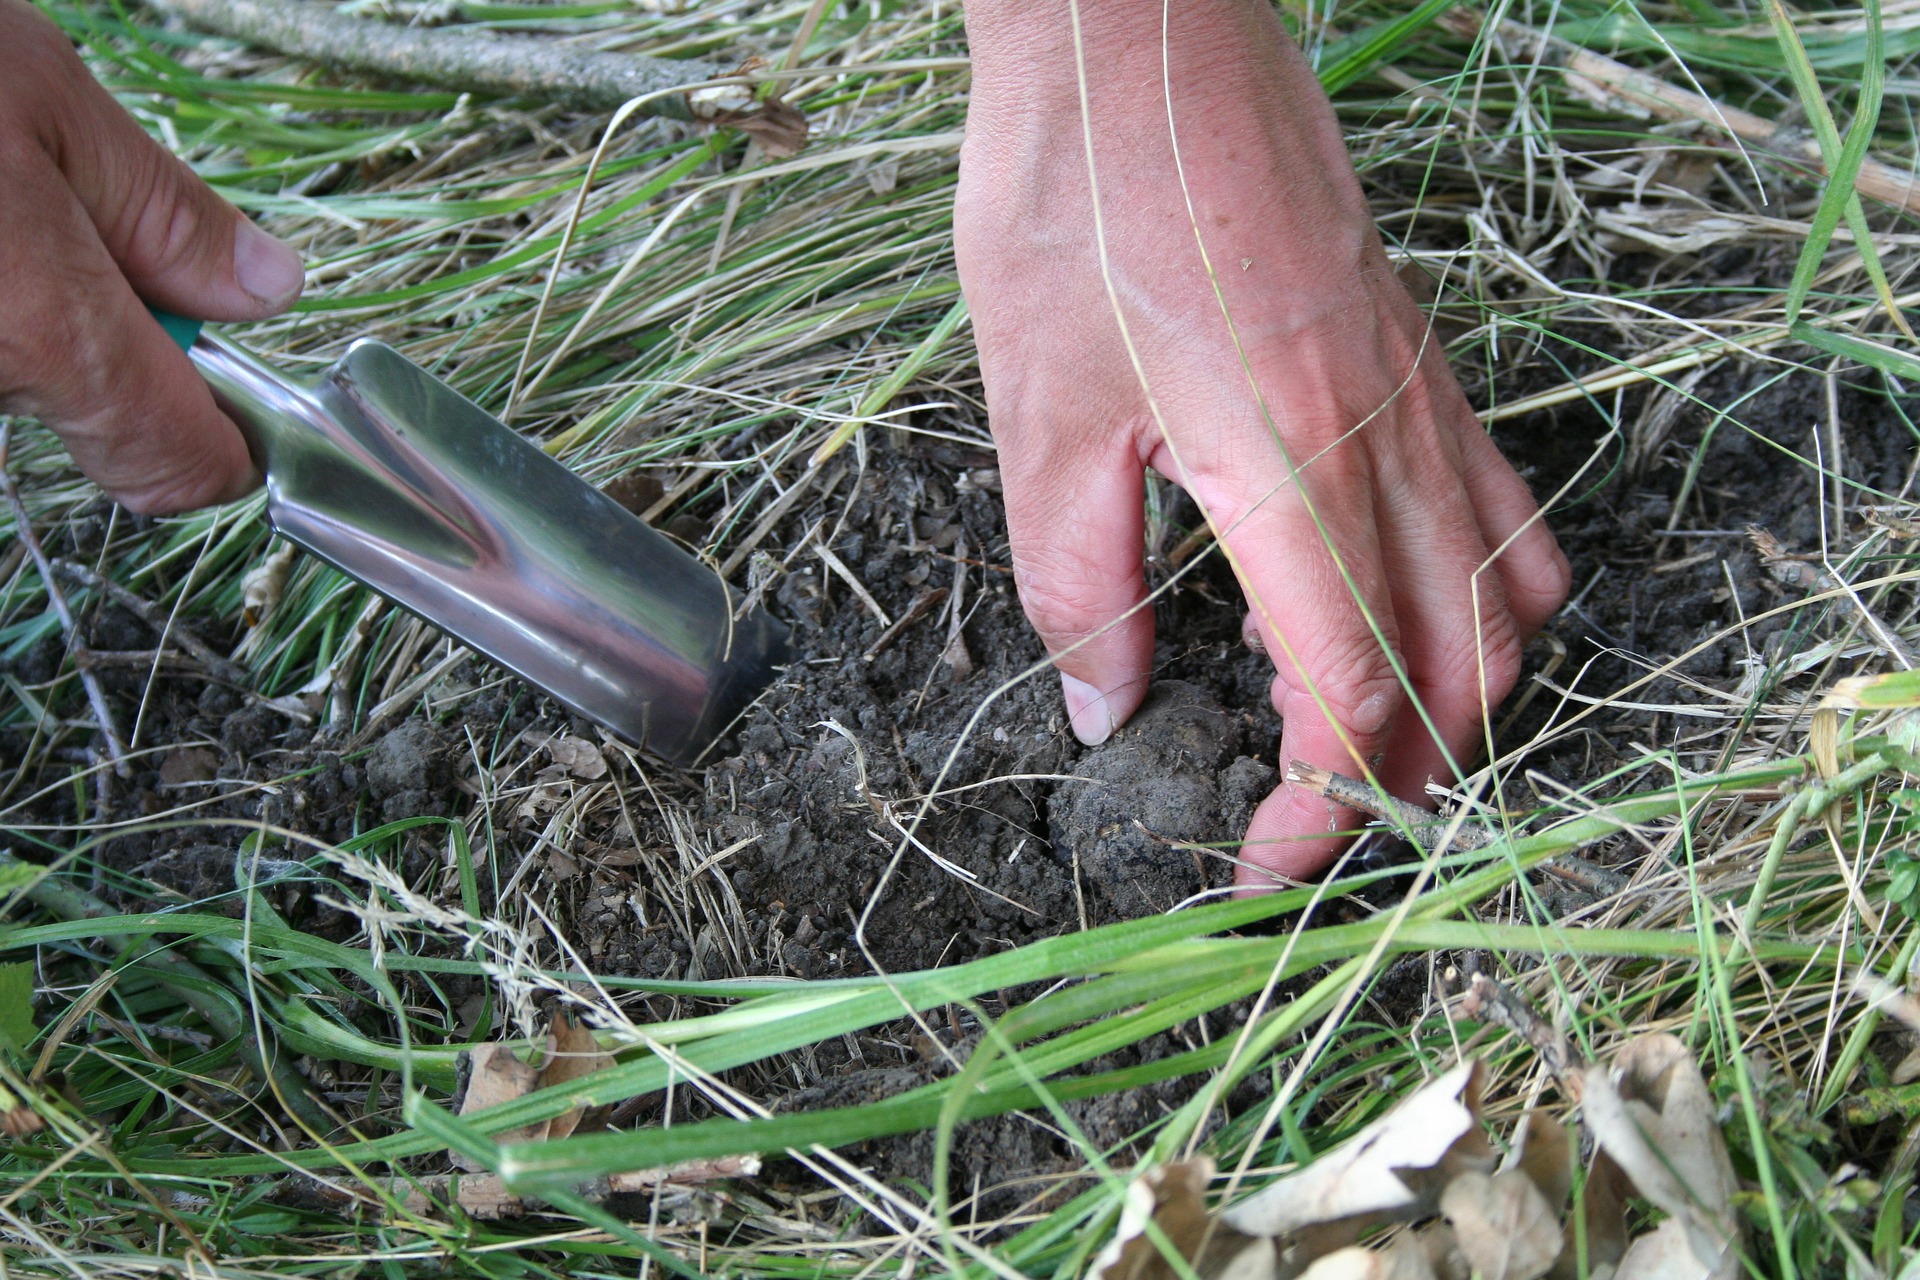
957, 0, 1571, 886
0, 0, 303, 514
15, 0, 1569, 887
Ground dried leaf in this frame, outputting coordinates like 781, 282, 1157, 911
455, 1041, 551, 1170
1225, 1062, 1486, 1238
1439, 1170, 1562, 1280
1297, 1237, 1436, 1280
241, 541, 298, 628
538, 1010, 614, 1141
1614, 1219, 1715, 1280
396, 1155, 760, 1220
1507, 1111, 1573, 1214
1415, 1222, 1471, 1280
0, 1082, 43, 1138
435, 1173, 524, 1219
605, 1154, 762, 1193
1091, 1159, 1278, 1280
1580, 1036, 1737, 1280
1558, 1152, 1633, 1280
548, 735, 608, 780
729, 97, 809, 158
941, 630, 974, 677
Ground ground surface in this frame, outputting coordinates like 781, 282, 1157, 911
9, 333, 1912, 1201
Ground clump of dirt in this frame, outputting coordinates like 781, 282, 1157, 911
1050, 679, 1271, 918
364, 721, 455, 822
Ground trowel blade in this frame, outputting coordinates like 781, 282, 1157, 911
193, 333, 787, 766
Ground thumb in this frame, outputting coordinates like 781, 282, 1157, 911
42, 30, 303, 319
1002, 442, 1154, 746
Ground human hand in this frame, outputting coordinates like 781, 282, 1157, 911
0, 0, 303, 513
955, 0, 1570, 885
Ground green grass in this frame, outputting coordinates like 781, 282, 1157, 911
3, 0, 1920, 1274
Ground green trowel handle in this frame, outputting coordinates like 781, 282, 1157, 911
148, 306, 205, 352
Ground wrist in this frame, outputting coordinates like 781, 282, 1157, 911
960, 0, 1371, 240
966, 0, 1273, 105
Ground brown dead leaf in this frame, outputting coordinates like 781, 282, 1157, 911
1439, 1169, 1562, 1280
1091, 1159, 1278, 1280
157, 746, 219, 786
1580, 1035, 1737, 1280
1225, 1062, 1487, 1239
1297, 1236, 1437, 1280
548, 735, 608, 780
398, 1155, 761, 1220
445, 1173, 525, 1219
605, 1154, 762, 1193
1508, 1111, 1573, 1214
728, 97, 809, 157
455, 1041, 551, 1170
1415, 1222, 1471, 1280
1554, 1151, 1633, 1280
538, 1010, 614, 1141
0, 1083, 44, 1138
1615, 1218, 1715, 1280
941, 630, 974, 678
241, 541, 298, 628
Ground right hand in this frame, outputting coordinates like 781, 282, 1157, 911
956, 0, 1570, 885
0, 0, 304, 512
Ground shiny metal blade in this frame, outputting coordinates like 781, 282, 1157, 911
191, 332, 787, 765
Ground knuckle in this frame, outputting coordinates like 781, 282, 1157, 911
1291, 630, 1402, 731
1012, 554, 1136, 645
128, 157, 211, 278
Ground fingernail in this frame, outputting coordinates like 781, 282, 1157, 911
233, 219, 304, 309
1061, 673, 1116, 746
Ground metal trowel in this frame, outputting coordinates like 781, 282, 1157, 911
153, 311, 789, 767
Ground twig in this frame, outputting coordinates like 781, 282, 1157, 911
1285, 760, 1496, 850
1541, 853, 1632, 899
1748, 524, 1920, 667
49, 558, 246, 684
148, 0, 728, 118
862, 587, 948, 662
1449, 11, 1920, 214
0, 425, 129, 778
1445, 968, 1584, 1092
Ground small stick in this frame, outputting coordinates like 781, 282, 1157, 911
50, 558, 245, 683
1449, 11, 1920, 214
1445, 967, 1584, 1092
0, 425, 128, 777
1748, 524, 1920, 667
70, 649, 204, 673
149, 0, 726, 118
813, 536, 891, 627
1286, 760, 1496, 850
862, 586, 948, 662
1542, 854, 1632, 898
